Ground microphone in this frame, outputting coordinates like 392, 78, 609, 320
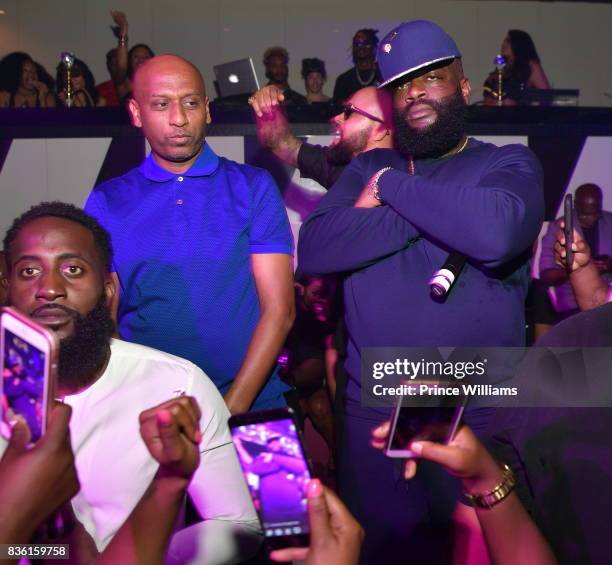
429, 252, 466, 299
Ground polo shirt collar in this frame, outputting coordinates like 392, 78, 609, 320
139, 142, 220, 182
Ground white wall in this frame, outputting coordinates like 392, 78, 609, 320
0, 0, 611, 106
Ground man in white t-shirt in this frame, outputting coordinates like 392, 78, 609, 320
1, 201, 260, 564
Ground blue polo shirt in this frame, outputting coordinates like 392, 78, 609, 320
85, 143, 293, 408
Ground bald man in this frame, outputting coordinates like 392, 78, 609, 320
250, 85, 393, 189
85, 55, 295, 414
540, 183, 612, 317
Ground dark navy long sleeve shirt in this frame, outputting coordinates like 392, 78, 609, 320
298, 139, 544, 404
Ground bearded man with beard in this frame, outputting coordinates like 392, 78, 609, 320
298, 20, 544, 565
2, 202, 260, 563
250, 85, 393, 189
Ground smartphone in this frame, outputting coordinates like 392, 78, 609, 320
385, 394, 465, 458
564, 193, 574, 272
1, 307, 58, 444
229, 408, 311, 551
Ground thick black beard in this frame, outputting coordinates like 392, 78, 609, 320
58, 295, 114, 391
326, 129, 369, 165
393, 90, 467, 159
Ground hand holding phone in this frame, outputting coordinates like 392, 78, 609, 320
372, 421, 502, 489
0, 402, 78, 543
384, 394, 465, 459
1, 307, 58, 445
563, 194, 574, 273
229, 408, 311, 551
269, 479, 363, 565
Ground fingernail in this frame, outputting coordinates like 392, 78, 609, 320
410, 442, 423, 455
9, 414, 26, 428
157, 410, 172, 426
196, 430, 203, 444
307, 478, 322, 498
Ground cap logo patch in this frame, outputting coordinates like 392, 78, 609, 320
382, 31, 398, 55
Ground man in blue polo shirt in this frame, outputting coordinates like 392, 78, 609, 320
85, 55, 295, 413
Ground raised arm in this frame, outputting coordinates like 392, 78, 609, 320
250, 85, 302, 167
110, 11, 129, 84
554, 223, 610, 310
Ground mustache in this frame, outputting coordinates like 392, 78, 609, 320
30, 303, 79, 318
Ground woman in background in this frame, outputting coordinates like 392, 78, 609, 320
0, 52, 56, 108
483, 29, 550, 105
56, 58, 106, 107
302, 58, 331, 104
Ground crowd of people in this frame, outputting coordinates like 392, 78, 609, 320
0, 15, 610, 565
0, 11, 551, 110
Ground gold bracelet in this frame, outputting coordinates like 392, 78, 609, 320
464, 463, 516, 509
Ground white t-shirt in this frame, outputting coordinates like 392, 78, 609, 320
63, 338, 260, 563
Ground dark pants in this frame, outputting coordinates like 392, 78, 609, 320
338, 409, 458, 565
337, 405, 494, 565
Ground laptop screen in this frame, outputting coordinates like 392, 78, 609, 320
213, 58, 260, 98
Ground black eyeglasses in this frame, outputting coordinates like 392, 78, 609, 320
342, 103, 385, 124
353, 39, 373, 47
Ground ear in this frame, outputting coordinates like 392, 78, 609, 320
371, 123, 390, 143
294, 282, 305, 296
205, 96, 212, 125
128, 97, 142, 128
104, 272, 119, 326
460, 78, 471, 105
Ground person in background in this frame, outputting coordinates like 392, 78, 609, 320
250, 85, 393, 190
98, 10, 154, 103
483, 29, 550, 105
333, 29, 380, 104
554, 220, 611, 309
302, 58, 331, 104
56, 57, 106, 107
96, 11, 130, 106
96, 49, 122, 107
0, 52, 56, 108
540, 183, 612, 319
280, 273, 338, 465
263, 46, 307, 106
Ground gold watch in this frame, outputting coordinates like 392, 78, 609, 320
464, 463, 516, 509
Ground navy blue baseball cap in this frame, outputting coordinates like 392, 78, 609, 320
377, 20, 462, 88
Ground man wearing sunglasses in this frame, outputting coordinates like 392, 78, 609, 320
299, 20, 544, 564
250, 85, 393, 190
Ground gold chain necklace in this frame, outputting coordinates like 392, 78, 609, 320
407, 136, 470, 176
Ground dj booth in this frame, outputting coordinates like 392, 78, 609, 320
1, 105, 612, 242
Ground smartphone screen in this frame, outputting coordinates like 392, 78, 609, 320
229, 409, 311, 549
386, 400, 465, 458
1, 310, 53, 444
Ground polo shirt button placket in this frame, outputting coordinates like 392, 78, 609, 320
176, 176, 184, 205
